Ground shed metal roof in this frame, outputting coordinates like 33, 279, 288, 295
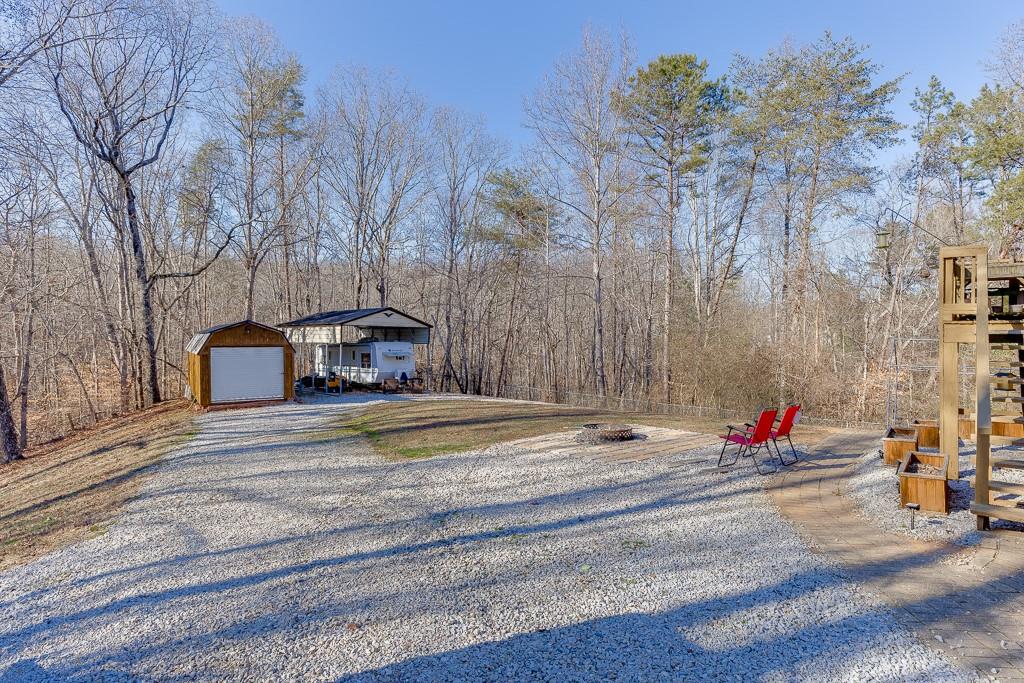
280, 307, 432, 329
186, 319, 290, 355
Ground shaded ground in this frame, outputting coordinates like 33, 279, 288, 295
0, 400, 195, 571
336, 398, 832, 459
0, 400, 959, 681
771, 432, 1024, 681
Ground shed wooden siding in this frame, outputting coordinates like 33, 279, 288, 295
187, 323, 294, 406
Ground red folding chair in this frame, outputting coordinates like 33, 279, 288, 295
743, 403, 801, 466
718, 408, 777, 475
769, 404, 800, 465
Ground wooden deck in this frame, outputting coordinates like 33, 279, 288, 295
509, 425, 720, 465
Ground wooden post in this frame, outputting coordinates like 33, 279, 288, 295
939, 337, 959, 478
975, 250, 992, 530
939, 247, 962, 481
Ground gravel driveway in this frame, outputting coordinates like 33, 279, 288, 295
0, 399, 967, 681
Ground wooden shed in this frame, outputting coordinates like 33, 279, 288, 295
186, 320, 294, 407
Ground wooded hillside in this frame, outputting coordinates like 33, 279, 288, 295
3, 1, 1024, 461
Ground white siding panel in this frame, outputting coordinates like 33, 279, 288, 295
210, 347, 284, 402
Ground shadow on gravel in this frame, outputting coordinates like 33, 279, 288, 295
0, 466, 767, 616
333, 586, 970, 682
0, 415, 1002, 681
1, 536, 997, 682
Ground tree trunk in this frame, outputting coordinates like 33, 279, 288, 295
592, 247, 607, 397
122, 174, 161, 405
0, 363, 21, 463
662, 166, 675, 405
17, 309, 33, 451
244, 259, 258, 320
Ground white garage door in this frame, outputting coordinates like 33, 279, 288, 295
210, 347, 284, 403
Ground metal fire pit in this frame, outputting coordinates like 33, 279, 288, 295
576, 423, 634, 444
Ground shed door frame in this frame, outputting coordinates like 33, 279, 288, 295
209, 346, 285, 403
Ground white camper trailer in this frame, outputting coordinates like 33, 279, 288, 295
315, 339, 416, 385
281, 307, 431, 391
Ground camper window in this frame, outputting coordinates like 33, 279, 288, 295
361, 352, 371, 369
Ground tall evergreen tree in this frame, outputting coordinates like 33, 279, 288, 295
616, 54, 727, 404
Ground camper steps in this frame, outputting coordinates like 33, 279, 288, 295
971, 502, 1024, 524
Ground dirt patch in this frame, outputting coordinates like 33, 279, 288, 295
337, 399, 833, 459
0, 399, 195, 570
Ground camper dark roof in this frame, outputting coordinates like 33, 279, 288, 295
280, 307, 431, 329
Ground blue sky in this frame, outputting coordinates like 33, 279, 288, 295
216, 0, 1021, 164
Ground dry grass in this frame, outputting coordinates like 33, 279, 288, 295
337, 399, 834, 459
0, 399, 196, 571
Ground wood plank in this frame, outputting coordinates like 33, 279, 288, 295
970, 502, 1024, 523
939, 339, 959, 475
976, 252, 991, 504
993, 458, 1024, 470
989, 479, 1024, 496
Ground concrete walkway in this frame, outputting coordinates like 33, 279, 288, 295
771, 432, 1024, 681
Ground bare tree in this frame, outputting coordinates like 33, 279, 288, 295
430, 107, 504, 392
319, 66, 429, 307
525, 28, 635, 397
0, 0, 104, 88
45, 0, 214, 405
214, 18, 307, 319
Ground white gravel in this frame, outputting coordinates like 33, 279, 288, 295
0, 399, 969, 681
847, 442, 1024, 545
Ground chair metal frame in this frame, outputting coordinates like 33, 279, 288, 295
758, 404, 800, 466
718, 408, 778, 475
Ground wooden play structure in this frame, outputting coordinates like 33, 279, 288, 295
938, 245, 1024, 528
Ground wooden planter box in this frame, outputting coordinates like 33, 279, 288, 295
897, 451, 950, 514
882, 427, 918, 467
955, 415, 1024, 439
912, 419, 939, 449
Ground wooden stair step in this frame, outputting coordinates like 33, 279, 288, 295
971, 502, 1024, 523
991, 479, 1024, 496
972, 478, 1024, 495
993, 458, 1024, 470
991, 376, 1024, 384
991, 343, 1024, 349
994, 362, 1024, 369
993, 396, 1024, 403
